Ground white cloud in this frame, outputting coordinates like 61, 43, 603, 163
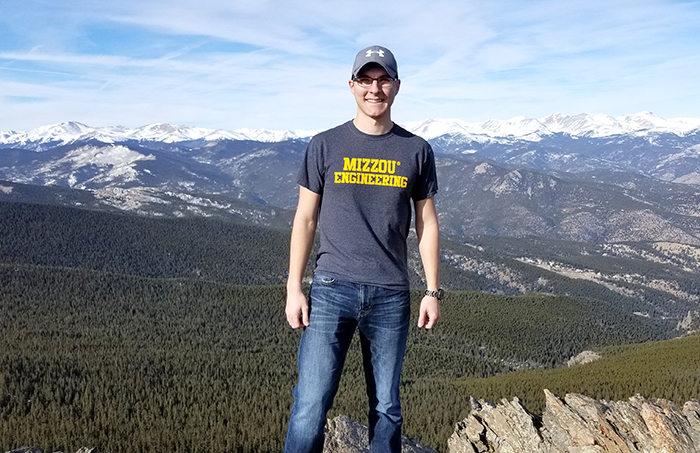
1, 0, 699, 131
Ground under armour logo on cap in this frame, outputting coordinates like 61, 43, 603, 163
366, 49, 385, 58
352, 45, 398, 79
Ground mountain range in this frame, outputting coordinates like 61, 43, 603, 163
3, 111, 700, 146
2, 111, 700, 234
3, 111, 700, 185
2, 112, 700, 331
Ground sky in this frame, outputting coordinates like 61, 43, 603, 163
1, 0, 699, 132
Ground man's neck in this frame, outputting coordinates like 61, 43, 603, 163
353, 114, 393, 135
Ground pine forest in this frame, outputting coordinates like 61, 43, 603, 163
1, 200, 697, 452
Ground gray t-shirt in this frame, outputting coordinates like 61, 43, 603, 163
297, 121, 438, 290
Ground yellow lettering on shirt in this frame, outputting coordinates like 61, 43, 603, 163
337, 157, 405, 188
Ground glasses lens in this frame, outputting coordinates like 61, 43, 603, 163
354, 78, 370, 87
355, 77, 394, 88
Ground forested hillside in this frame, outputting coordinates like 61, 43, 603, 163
3, 198, 698, 328
0, 199, 692, 452
0, 200, 290, 285
0, 265, 667, 452
456, 332, 700, 415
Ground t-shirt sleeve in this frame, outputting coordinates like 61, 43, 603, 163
412, 145, 438, 201
296, 138, 325, 194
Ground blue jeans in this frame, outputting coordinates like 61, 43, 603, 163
284, 274, 411, 453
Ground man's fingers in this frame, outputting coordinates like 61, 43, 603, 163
286, 312, 299, 329
286, 306, 303, 329
418, 310, 436, 329
287, 310, 307, 329
423, 313, 437, 329
301, 305, 310, 327
417, 310, 427, 328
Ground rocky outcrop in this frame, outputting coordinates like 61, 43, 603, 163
566, 350, 601, 367
323, 415, 438, 453
677, 310, 700, 332
448, 390, 700, 453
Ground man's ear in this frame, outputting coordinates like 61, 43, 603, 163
395, 79, 401, 94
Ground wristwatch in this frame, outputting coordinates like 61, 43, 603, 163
424, 288, 444, 300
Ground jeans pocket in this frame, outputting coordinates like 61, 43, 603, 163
312, 274, 336, 285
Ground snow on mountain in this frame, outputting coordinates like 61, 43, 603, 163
537, 112, 700, 138
17, 121, 118, 145
126, 123, 244, 142
616, 112, 700, 136
481, 116, 553, 139
0, 122, 316, 149
404, 112, 700, 142
539, 113, 622, 137
402, 118, 473, 139
401, 117, 550, 141
35, 144, 156, 187
233, 128, 318, 142
2, 113, 699, 149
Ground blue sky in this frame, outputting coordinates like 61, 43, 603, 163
1, 0, 699, 132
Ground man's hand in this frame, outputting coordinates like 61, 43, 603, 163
417, 295, 440, 329
286, 289, 310, 329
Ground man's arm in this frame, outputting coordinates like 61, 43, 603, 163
414, 196, 440, 329
285, 186, 321, 329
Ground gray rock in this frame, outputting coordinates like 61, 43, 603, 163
684, 401, 700, 446
566, 351, 602, 367
323, 415, 438, 453
449, 390, 700, 453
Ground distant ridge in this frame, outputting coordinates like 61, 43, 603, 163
403, 111, 700, 141
2, 112, 700, 149
0, 121, 318, 148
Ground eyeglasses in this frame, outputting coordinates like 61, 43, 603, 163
352, 76, 397, 88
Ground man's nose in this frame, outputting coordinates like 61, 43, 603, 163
368, 80, 382, 92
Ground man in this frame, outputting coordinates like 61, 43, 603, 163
284, 45, 442, 453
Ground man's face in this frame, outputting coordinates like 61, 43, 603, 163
349, 65, 400, 122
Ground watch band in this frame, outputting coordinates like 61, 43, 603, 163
424, 288, 444, 300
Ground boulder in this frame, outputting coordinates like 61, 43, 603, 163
324, 415, 438, 453
566, 351, 601, 367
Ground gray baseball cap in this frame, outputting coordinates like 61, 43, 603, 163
351, 45, 398, 79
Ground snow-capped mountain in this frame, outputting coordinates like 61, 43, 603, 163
3, 113, 700, 184
0, 121, 317, 150
402, 111, 700, 141
2, 112, 700, 151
